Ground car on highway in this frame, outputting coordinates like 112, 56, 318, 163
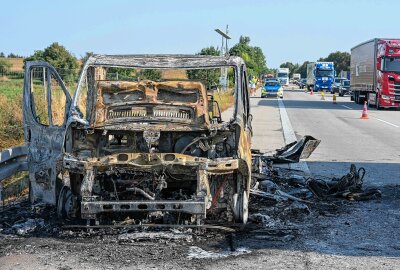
331, 77, 347, 94
337, 79, 351, 96
264, 77, 277, 83
261, 80, 283, 98
299, 78, 307, 89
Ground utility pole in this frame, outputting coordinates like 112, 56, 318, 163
215, 25, 231, 90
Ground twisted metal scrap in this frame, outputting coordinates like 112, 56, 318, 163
306, 164, 381, 201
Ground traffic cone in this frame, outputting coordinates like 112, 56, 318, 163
333, 94, 337, 104
360, 101, 369, 119
321, 91, 325, 100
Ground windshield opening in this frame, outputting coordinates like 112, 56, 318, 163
343, 81, 350, 86
277, 72, 288, 78
316, 70, 334, 77
76, 65, 238, 125
383, 57, 400, 72
265, 81, 280, 86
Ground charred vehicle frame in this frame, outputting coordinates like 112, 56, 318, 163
22, 55, 253, 225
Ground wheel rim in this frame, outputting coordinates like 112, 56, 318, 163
233, 190, 249, 224
240, 191, 249, 224
57, 186, 74, 219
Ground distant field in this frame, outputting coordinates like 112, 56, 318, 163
161, 69, 187, 79
1, 57, 24, 71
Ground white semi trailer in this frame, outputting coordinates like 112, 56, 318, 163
277, 68, 289, 86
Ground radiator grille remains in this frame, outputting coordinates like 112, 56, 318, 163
108, 109, 147, 119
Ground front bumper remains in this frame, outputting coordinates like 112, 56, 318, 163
64, 153, 244, 220
81, 197, 206, 220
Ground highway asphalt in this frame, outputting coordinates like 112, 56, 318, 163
251, 86, 400, 186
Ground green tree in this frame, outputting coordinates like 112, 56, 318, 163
318, 51, 350, 74
7, 53, 23, 58
81, 51, 94, 65
229, 36, 267, 78
139, 69, 162, 81
0, 52, 4, 58
198, 46, 220, 56
25, 42, 78, 82
106, 67, 134, 80
187, 46, 221, 87
295, 61, 310, 79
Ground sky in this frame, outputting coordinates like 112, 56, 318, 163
0, 0, 398, 68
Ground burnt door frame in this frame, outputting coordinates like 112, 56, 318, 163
23, 61, 72, 204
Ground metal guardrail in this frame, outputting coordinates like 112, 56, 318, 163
0, 145, 28, 183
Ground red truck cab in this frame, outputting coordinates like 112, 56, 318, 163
374, 39, 400, 108
351, 38, 400, 109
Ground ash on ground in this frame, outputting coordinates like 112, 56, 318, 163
1, 165, 398, 270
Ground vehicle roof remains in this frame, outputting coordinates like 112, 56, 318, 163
85, 54, 245, 69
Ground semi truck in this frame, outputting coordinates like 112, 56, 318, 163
351, 38, 400, 109
293, 73, 301, 82
277, 68, 289, 86
306, 62, 335, 92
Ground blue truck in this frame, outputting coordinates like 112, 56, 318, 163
306, 62, 335, 92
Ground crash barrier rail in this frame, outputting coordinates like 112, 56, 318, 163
0, 145, 28, 204
0, 145, 28, 182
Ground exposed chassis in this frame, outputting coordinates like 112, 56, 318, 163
64, 153, 245, 221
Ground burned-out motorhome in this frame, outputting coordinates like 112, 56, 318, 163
22, 55, 253, 225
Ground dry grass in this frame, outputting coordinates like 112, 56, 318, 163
213, 89, 235, 113
0, 79, 67, 150
161, 69, 188, 80
1, 172, 29, 206
1, 58, 24, 72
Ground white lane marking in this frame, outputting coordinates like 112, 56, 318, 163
374, 118, 399, 128
278, 99, 297, 143
339, 104, 398, 127
277, 99, 310, 175
341, 105, 353, 110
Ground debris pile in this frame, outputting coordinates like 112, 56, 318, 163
248, 162, 382, 241
11, 218, 45, 235
306, 164, 381, 200
0, 201, 57, 236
